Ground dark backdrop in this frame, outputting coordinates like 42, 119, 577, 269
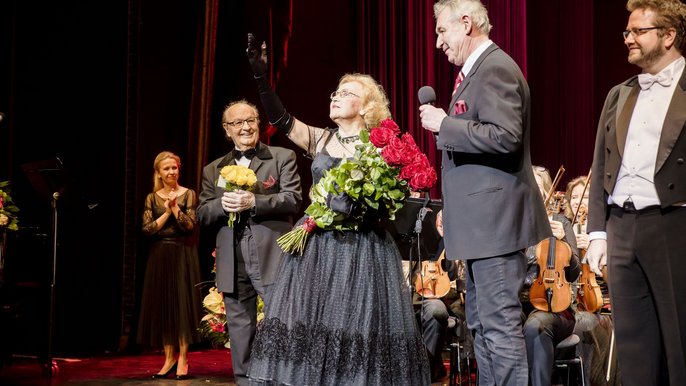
0, 0, 639, 356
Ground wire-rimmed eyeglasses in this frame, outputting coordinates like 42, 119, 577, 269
224, 117, 258, 129
622, 26, 662, 39
330, 90, 360, 100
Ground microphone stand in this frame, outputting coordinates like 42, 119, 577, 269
413, 193, 432, 324
43, 192, 60, 376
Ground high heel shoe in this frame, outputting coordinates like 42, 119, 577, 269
176, 364, 190, 380
152, 362, 177, 379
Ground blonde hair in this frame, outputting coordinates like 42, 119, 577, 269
434, 0, 493, 35
152, 151, 181, 192
564, 175, 589, 220
532, 165, 552, 194
338, 73, 391, 128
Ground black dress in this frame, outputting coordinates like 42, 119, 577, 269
248, 150, 431, 386
137, 190, 202, 348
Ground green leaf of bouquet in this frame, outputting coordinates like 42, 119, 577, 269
365, 198, 380, 210
359, 129, 370, 143
370, 167, 381, 181
363, 182, 375, 196
350, 169, 364, 181
389, 189, 405, 200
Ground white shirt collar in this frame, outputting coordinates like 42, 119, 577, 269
461, 39, 493, 77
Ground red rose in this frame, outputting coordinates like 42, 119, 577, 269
381, 136, 406, 166
379, 118, 400, 132
409, 167, 438, 191
370, 127, 398, 148
398, 153, 428, 179
398, 133, 421, 165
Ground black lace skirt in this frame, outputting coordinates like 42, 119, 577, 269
248, 227, 430, 386
137, 239, 201, 348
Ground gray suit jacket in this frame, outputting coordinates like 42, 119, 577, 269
197, 142, 302, 294
437, 43, 551, 260
588, 70, 686, 233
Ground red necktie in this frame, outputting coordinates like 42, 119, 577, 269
452, 71, 465, 96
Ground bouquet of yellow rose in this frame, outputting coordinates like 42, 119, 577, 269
218, 165, 257, 227
277, 118, 437, 255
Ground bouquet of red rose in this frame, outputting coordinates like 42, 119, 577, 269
277, 118, 437, 255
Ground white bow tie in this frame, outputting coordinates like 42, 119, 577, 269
638, 71, 672, 90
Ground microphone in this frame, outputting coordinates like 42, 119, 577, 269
418, 86, 436, 106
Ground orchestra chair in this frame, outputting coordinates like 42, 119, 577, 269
445, 315, 476, 386
554, 333, 585, 386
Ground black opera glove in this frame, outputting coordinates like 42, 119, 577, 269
326, 192, 359, 218
246, 32, 293, 135
246, 33, 267, 77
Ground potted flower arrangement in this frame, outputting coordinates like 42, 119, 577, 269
0, 181, 19, 232
198, 249, 264, 348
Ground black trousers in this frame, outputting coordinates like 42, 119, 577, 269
607, 205, 686, 386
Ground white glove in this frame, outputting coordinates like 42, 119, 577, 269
586, 239, 607, 276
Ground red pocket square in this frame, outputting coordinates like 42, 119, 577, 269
261, 175, 277, 189
454, 100, 468, 115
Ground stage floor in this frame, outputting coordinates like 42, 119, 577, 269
0, 348, 235, 386
0, 347, 458, 386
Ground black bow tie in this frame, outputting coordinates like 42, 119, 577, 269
233, 147, 256, 160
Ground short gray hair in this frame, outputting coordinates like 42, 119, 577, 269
434, 0, 492, 35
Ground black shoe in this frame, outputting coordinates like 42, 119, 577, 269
176, 364, 190, 380
152, 362, 177, 379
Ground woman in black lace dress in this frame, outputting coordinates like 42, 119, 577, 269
245, 37, 430, 386
137, 151, 201, 380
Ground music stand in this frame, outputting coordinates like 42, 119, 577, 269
21, 157, 65, 376
384, 196, 443, 290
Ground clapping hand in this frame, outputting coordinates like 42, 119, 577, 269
246, 33, 267, 77
168, 189, 177, 208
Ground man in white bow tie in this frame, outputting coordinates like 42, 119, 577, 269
586, 1, 686, 385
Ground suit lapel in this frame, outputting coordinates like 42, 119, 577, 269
217, 153, 236, 169
451, 43, 499, 106
656, 72, 686, 172
615, 81, 639, 158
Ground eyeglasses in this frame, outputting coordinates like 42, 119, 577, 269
224, 117, 258, 129
622, 26, 662, 39
330, 90, 360, 100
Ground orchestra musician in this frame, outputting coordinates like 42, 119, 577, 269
565, 175, 618, 386
417, 209, 470, 383
522, 166, 580, 386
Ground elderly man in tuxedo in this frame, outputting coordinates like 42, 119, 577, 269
586, 1, 686, 385
419, 1, 550, 385
197, 100, 302, 386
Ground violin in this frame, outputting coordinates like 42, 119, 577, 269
529, 166, 573, 313
572, 173, 605, 313
415, 250, 452, 298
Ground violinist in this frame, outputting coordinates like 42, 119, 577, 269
523, 166, 580, 386
565, 175, 616, 386
418, 210, 469, 383
565, 176, 590, 250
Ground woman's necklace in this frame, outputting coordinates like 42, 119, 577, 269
336, 131, 360, 144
